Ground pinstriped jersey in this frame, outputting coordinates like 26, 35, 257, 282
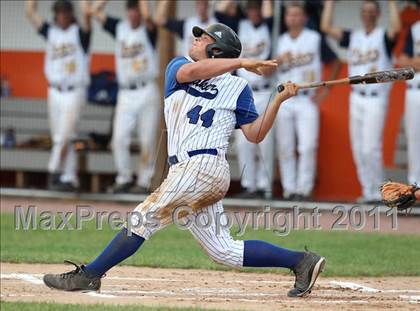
164, 56, 259, 160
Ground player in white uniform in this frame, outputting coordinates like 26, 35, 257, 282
43, 23, 326, 298
270, 2, 340, 200
398, 20, 420, 185
93, 0, 160, 194
26, 0, 92, 192
217, 0, 275, 198
322, 0, 401, 203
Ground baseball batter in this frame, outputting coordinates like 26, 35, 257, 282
398, 20, 420, 185
93, 0, 160, 194
26, 0, 92, 192
43, 23, 325, 298
322, 0, 401, 203
272, 2, 339, 200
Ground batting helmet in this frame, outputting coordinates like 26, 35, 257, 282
192, 23, 242, 59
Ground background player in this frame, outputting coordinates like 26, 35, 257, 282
25, 0, 92, 192
216, 0, 275, 199
268, 2, 340, 200
398, 20, 420, 185
42, 23, 326, 298
322, 0, 401, 203
92, 0, 160, 194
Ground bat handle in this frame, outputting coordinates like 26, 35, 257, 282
277, 84, 285, 93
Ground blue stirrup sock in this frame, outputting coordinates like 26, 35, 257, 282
84, 228, 145, 277
243, 240, 304, 269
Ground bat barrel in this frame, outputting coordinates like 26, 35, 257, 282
351, 68, 415, 85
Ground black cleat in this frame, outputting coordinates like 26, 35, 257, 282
288, 249, 326, 297
43, 260, 101, 292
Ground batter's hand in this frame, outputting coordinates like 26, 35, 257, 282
240, 59, 277, 76
277, 82, 300, 101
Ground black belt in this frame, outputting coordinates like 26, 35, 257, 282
168, 149, 218, 166
49, 84, 75, 92
120, 81, 148, 90
358, 90, 378, 97
251, 83, 270, 92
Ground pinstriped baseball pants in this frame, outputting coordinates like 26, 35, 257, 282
129, 154, 245, 268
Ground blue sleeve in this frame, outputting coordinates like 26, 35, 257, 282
235, 85, 259, 129
164, 56, 191, 98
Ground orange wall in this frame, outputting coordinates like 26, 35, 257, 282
0, 50, 405, 201
0, 50, 115, 98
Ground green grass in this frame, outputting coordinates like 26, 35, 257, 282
1, 212, 420, 277
0, 302, 220, 311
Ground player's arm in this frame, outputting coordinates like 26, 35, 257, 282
312, 36, 342, 104
320, 0, 344, 42
155, 0, 170, 27
386, 0, 401, 41
92, 0, 120, 38
262, 0, 273, 18
92, 0, 108, 25
240, 83, 299, 144
25, 0, 44, 30
155, 0, 184, 38
177, 58, 277, 84
139, 0, 155, 32
79, 0, 93, 32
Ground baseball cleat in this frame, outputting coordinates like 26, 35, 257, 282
43, 260, 101, 292
287, 249, 326, 297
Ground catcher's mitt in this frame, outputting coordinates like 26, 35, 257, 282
380, 182, 419, 210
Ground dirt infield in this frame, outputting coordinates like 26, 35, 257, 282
1, 263, 419, 310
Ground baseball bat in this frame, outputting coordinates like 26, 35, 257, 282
276, 67, 415, 93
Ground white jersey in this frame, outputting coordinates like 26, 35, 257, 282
44, 23, 90, 87
115, 21, 158, 87
347, 27, 392, 94
275, 29, 322, 97
183, 16, 217, 56
163, 57, 257, 161
407, 21, 420, 88
237, 19, 271, 89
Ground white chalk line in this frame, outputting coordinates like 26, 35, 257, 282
329, 281, 379, 293
85, 292, 116, 298
0, 273, 44, 285
329, 281, 420, 294
2, 273, 420, 304
399, 295, 420, 303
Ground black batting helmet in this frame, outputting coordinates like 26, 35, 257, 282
192, 23, 242, 59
